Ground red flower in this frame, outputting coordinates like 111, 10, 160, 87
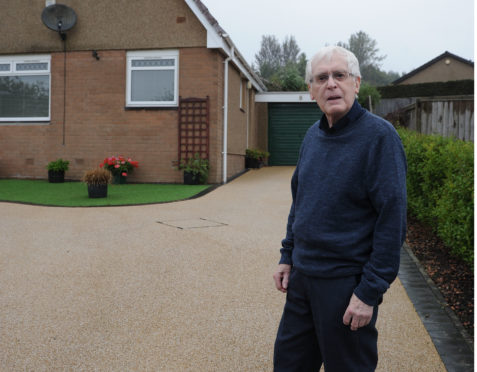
99, 155, 139, 176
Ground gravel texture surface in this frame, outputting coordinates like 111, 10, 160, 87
0, 167, 445, 371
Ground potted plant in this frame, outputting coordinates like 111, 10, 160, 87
82, 168, 112, 198
179, 153, 209, 185
46, 158, 70, 183
99, 155, 139, 184
245, 149, 270, 169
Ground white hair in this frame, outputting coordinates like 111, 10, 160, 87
305, 46, 361, 84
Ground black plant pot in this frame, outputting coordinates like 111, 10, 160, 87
48, 170, 65, 183
87, 184, 108, 198
245, 157, 261, 169
183, 171, 200, 185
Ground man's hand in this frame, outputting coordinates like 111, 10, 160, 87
273, 264, 292, 293
343, 293, 373, 331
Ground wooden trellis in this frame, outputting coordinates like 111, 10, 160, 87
178, 96, 209, 161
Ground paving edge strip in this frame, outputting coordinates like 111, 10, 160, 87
398, 243, 474, 372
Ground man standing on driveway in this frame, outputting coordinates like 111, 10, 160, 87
273, 46, 407, 372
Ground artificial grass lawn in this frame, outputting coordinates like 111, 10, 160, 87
0, 180, 210, 207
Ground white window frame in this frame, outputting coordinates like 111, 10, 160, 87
126, 50, 179, 107
0, 55, 51, 122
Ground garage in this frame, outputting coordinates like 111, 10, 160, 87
256, 92, 323, 165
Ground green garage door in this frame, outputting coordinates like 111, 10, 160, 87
268, 103, 323, 165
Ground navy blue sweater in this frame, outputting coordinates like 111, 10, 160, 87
280, 101, 407, 306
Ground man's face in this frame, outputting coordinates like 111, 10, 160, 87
308, 53, 361, 125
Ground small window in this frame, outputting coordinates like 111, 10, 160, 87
126, 50, 179, 107
0, 55, 51, 122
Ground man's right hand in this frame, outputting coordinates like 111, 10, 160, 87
273, 264, 292, 293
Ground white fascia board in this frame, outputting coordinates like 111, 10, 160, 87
255, 92, 314, 103
184, 0, 264, 92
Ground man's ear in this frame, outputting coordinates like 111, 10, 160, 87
354, 76, 361, 95
308, 84, 315, 100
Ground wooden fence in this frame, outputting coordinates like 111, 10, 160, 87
379, 96, 474, 141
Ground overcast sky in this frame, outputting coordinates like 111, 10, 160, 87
201, 0, 474, 75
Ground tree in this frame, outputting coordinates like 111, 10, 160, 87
338, 31, 401, 86
338, 31, 385, 70
253, 35, 308, 91
281, 36, 300, 67
254, 35, 282, 82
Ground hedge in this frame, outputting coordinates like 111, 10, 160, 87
397, 127, 474, 265
378, 79, 474, 99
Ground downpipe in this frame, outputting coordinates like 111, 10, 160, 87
222, 46, 234, 184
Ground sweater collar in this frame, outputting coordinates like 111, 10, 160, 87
319, 100, 365, 134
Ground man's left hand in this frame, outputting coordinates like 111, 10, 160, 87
343, 293, 373, 331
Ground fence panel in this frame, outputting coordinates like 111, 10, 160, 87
378, 96, 474, 141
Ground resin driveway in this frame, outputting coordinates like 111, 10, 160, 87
0, 167, 445, 371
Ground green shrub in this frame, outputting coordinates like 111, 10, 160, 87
245, 148, 270, 160
46, 158, 69, 172
378, 79, 474, 98
178, 153, 209, 184
397, 127, 474, 265
358, 82, 381, 111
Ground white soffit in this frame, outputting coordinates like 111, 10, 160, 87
255, 92, 315, 103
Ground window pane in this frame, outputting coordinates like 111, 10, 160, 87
16, 62, 48, 71
132, 59, 174, 68
0, 64, 10, 72
131, 70, 174, 102
0, 75, 49, 118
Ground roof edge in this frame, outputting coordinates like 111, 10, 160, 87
393, 51, 474, 85
185, 0, 266, 92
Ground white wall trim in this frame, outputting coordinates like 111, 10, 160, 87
255, 92, 314, 103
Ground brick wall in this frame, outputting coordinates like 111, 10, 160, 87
0, 48, 235, 183
226, 66, 248, 178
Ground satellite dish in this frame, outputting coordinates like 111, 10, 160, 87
41, 4, 77, 40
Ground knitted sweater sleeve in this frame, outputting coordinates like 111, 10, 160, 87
279, 131, 309, 265
353, 126, 407, 306
279, 166, 298, 265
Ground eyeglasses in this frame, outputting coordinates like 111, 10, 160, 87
310, 71, 354, 85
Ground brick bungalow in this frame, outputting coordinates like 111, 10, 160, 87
0, 0, 267, 184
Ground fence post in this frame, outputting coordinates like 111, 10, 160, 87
415, 99, 421, 133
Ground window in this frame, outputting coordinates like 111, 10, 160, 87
0, 55, 51, 121
126, 50, 179, 107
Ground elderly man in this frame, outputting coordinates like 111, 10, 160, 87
273, 46, 407, 372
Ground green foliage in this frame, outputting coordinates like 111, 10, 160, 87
245, 148, 270, 160
360, 65, 400, 86
179, 153, 209, 184
46, 158, 69, 172
254, 35, 307, 91
378, 80, 474, 98
397, 128, 474, 265
358, 82, 381, 110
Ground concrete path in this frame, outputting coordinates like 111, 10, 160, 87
1, 167, 446, 371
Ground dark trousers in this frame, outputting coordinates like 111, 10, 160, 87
274, 269, 378, 372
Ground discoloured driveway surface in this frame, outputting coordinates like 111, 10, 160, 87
1, 167, 445, 371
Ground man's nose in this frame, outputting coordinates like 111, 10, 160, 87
326, 74, 338, 87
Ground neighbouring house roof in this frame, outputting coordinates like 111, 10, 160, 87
185, 0, 266, 92
392, 51, 474, 85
